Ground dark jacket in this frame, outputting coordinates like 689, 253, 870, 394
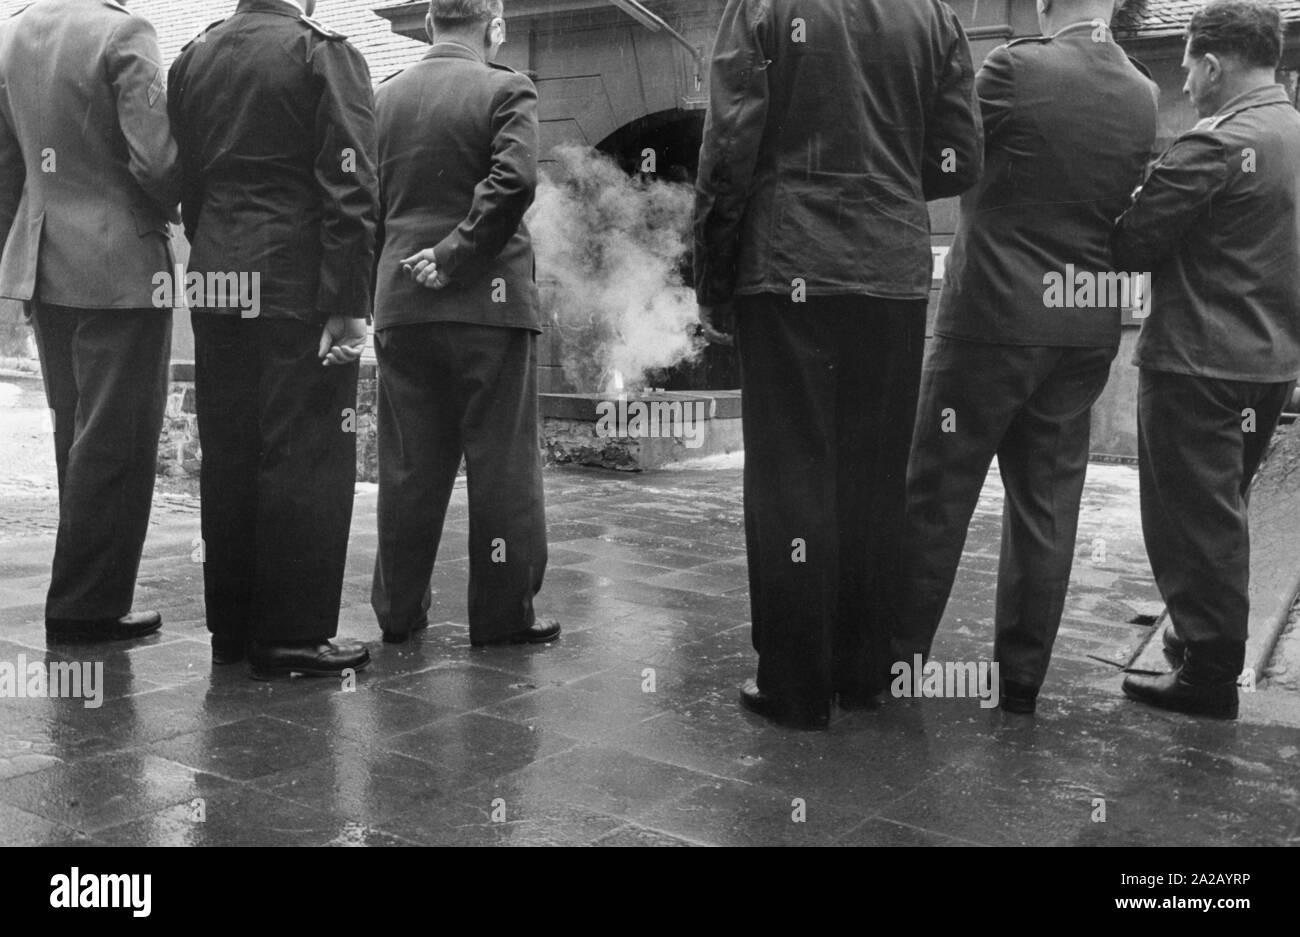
693, 0, 982, 306
372, 42, 541, 333
167, 0, 378, 322
0, 0, 179, 309
935, 23, 1159, 347
1113, 84, 1300, 383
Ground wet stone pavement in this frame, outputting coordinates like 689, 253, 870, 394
2, 447, 1300, 847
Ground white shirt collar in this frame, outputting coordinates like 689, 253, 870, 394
280, 0, 306, 13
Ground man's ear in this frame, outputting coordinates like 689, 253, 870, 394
425, 12, 434, 43
1204, 52, 1223, 82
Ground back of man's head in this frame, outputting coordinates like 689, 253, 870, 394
1187, 0, 1284, 71
429, 0, 504, 33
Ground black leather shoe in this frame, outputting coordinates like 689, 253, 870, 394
248, 640, 371, 680
381, 619, 429, 645
1161, 628, 1186, 665
471, 620, 561, 647
1122, 667, 1238, 719
46, 611, 162, 644
1000, 679, 1038, 715
211, 634, 246, 665
739, 679, 830, 730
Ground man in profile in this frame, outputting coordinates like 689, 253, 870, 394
370, 0, 558, 649
1116, 0, 1300, 720
894, 0, 1158, 715
694, 0, 982, 728
168, 0, 377, 678
0, 0, 178, 645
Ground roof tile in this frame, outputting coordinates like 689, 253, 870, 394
0, 0, 428, 85
1116, 0, 1300, 37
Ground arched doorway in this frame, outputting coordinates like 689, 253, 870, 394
590, 109, 739, 392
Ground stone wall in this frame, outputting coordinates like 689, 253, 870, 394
0, 299, 38, 373
158, 363, 200, 478
541, 390, 743, 471
156, 361, 382, 483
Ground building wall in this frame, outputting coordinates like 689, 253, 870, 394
381, 1, 1182, 455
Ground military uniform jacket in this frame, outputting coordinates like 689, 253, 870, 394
372, 42, 541, 333
935, 22, 1159, 348
167, 0, 378, 321
1113, 84, 1300, 383
693, 0, 983, 306
0, 0, 179, 309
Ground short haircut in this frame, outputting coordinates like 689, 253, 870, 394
429, 0, 503, 30
1187, 1, 1284, 70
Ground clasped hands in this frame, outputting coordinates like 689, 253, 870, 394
317, 247, 450, 367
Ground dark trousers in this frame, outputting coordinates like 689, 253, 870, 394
896, 337, 1116, 688
1138, 369, 1295, 676
29, 305, 171, 621
371, 321, 547, 642
734, 294, 926, 706
193, 314, 358, 643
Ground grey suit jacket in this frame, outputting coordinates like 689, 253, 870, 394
934, 22, 1159, 347
0, 0, 179, 310
1114, 84, 1300, 383
373, 43, 540, 333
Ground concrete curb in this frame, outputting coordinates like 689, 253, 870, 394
1128, 418, 1300, 682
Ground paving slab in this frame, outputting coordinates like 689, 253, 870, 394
2, 403, 1299, 845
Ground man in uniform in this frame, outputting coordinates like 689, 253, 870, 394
694, 0, 983, 728
0, 0, 179, 645
167, 0, 377, 678
370, 0, 558, 648
1116, 0, 1300, 720
892, 0, 1159, 715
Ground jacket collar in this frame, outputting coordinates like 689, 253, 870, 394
1052, 19, 1111, 40
423, 41, 486, 64
1214, 83, 1291, 117
235, 0, 303, 18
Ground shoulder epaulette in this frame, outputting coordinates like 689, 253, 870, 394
378, 69, 402, 85
102, 0, 130, 14
9, 3, 32, 18
489, 61, 521, 74
301, 14, 345, 41
181, 18, 226, 52
1007, 35, 1050, 48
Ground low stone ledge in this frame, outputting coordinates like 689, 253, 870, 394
540, 390, 744, 472
157, 360, 382, 483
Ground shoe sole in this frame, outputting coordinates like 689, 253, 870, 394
250, 658, 372, 681
1121, 683, 1238, 720
471, 631, 561, 647
740, 693, 830, 730
381, 622, 430, 645
46, 626, 162, 645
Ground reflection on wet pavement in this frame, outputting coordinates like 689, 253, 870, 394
2, 459, 1299, 846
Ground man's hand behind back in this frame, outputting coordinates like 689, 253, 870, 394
401, 248, 451, 290
318, 314, 368, 367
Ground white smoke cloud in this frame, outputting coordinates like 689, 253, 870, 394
527, 145, 700, 392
